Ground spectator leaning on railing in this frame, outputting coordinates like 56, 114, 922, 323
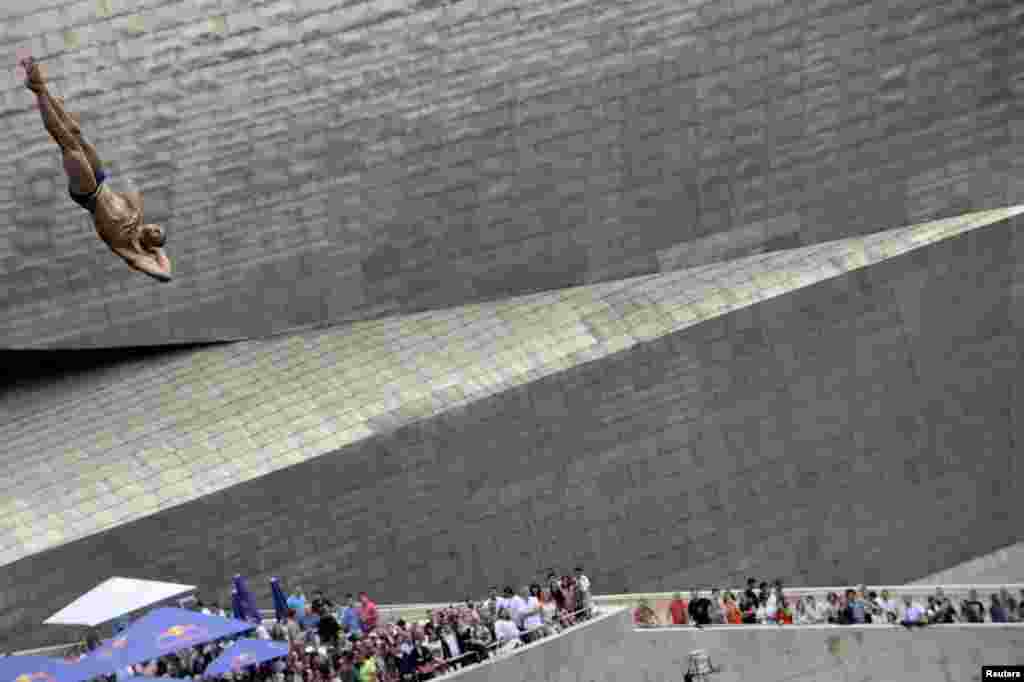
493, 609, 521, 652
688, 589, 712, 626
961, 589, 986, 623
634, 599, 659, 627
574, 567, 592, 619
667, 592, 688, 625
900, 595, 927, 627
722, 592, 742, 624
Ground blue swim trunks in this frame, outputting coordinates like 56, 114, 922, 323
69, 168, 107, 214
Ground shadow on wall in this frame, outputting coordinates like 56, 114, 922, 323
0, 343, 226, 396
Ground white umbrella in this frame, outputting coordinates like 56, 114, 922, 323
45, 577, 197, 626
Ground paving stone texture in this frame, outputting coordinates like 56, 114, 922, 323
0, 0, 1021, 346
0, 208, 1021, 650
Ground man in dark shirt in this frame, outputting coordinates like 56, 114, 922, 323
317, 608, 342, 646
688, 589, 711, 626
740, 579, 759, 624
961, 589, 986, 623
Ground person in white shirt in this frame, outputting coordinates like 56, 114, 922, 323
495, 587, 514, 620
574, 567, 592, 619
521, 586, 544, 642
877, 590, 898, 624
764, 586, 780, 623
796, 595, 824, 624
493, 609, 521, 654
508, 587, 530, 628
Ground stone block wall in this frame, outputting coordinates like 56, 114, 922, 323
0, 207, 1020, 650
0, 0, 1021, 346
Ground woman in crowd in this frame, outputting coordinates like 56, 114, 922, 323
794, 595, 809, 624
560, 575, 577, 620
754, 595, 769, 624
722, 592, 742, 624
824, 592, 841, 624
866, 591, 884, 624
540, 588, 562, 633
775, 588, 794, 625
961, 589, 986, 623
633, 599, 659, 627
708, 589, 726, 625
547, 572, 564, 614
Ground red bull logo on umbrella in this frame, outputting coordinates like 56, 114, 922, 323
97, 637, 129, 657
156, 624, 209, 648
15, 672, 57, 682
231, 653, 256, 670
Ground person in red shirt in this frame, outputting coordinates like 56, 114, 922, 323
668, 592, 689, 625
359, 592, 378, 632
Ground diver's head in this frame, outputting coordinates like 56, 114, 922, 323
140, 223, 166, 250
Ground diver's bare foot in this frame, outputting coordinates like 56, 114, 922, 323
20, 57, 47, 93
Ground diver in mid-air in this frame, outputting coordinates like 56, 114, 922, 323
20, 56, 172, 282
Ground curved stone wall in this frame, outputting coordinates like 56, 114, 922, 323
1, 0, 1021, 346
1, 210, 1021, 650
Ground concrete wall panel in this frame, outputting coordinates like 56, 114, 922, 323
1, 0, 1022, 346
0, 212, 1020, 650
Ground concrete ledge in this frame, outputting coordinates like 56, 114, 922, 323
620, 624, 1024, 682
436, 607, 631, 682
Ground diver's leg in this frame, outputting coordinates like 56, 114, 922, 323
22, 58, 97, 195
39, 93, 97, 195
50, 95, 104, 175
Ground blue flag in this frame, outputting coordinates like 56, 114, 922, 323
270, 579, 289, 623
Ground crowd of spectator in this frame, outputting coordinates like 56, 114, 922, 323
633, 580, 1024, 628
72, 568, 595, 682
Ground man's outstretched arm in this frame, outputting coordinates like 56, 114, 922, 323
115, 247, 172, 282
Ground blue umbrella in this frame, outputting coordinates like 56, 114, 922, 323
0, 655, 90, 682
203, 640, 289, 678
74, 607, 255, 681
270, 578, 288, 623
232, 575, 260, 623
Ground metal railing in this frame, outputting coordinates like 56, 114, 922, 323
10, 584, 1023, 657
420, 606, 595, 680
